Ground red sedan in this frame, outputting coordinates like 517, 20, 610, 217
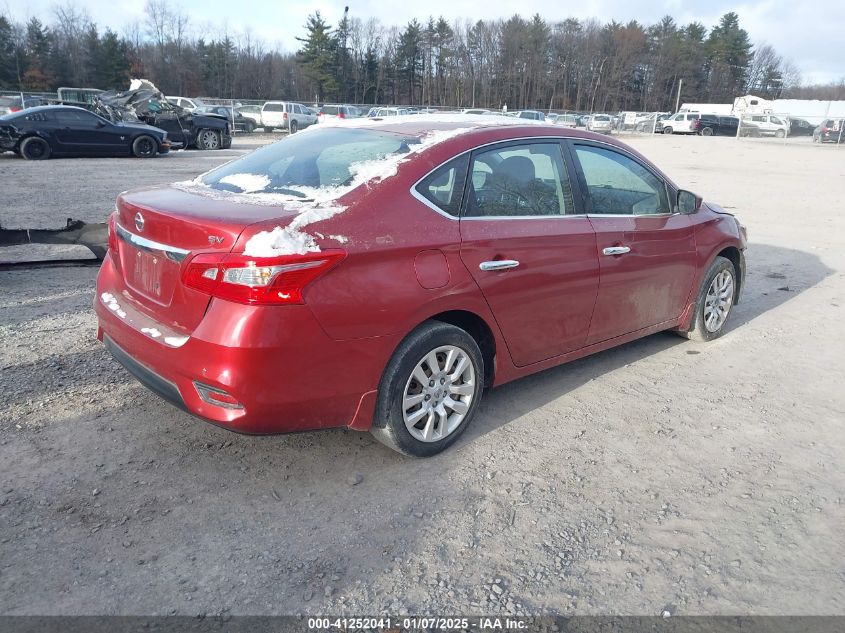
95, 117, 747, 456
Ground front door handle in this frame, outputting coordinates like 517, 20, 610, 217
602, 246, 631, 256
479, 260, 520, 271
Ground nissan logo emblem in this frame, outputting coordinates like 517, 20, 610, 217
134, 212, 145, 232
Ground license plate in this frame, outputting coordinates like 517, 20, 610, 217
133, 251, 163, 298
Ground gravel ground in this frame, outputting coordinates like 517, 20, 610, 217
1, 133, 844, 617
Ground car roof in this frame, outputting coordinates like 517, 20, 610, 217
12, 104, 92, 114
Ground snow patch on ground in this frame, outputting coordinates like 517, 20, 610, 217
218, 173, 271, 193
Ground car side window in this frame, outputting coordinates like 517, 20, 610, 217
415, 155, 469, 217
465, 143, 574, 217
55, 110, 100, 126
573, 144, 670, 216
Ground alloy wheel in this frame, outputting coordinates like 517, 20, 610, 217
402, 345, 476, 443
201, 130, 219, 150
703, 269, 734, 333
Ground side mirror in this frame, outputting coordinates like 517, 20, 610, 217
677, 189, 702, 214
96, 120, 107, 128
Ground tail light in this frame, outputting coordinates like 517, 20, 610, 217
338, 112, 345, 119
693, 119, 700, 130
10, 106, 21, 112
181, 250, 345, 305
283, 112, 288, 120
108, 214, 119, 255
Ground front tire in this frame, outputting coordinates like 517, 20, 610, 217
663, 126, 673, 135
196, 129, 220, 150
289, 119, 298, 134
371, 321, 484, 457
131, 134, 157, 158
20, 136, 51, 160
676, 256, 737, 342
775, 129, 786, 138
244, 122, 255, 134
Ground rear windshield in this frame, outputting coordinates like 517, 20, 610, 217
201, 127, 420, 196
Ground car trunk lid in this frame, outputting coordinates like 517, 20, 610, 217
113, 185, 298, 332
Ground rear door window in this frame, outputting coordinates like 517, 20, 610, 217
464, 143, 574, 217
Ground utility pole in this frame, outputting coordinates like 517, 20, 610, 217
675, 78, 683, 113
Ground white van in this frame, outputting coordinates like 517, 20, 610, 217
745, 114, 789, 138
260, 101, 317, 133
660, 112, 703, 134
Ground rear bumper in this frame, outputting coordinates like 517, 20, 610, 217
95, 254, 396, 434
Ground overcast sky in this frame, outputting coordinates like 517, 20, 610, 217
4, 0, 843, 84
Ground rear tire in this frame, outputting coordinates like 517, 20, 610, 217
676, 256, 737, 342
289, 119, 298, 134
263, 125, 273, 132
371, 321, 484, 457
131, 134, 157, 158
701, 127, 713, 136
20, 136, 51, 160
244, 122, 255, 134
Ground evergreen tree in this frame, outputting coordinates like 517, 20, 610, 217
296, 12, 337, 101
705, 12, 752, 101
0, 16, 20, 89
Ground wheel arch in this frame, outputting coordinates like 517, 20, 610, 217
714, 245, 743, 303
426, 310, 497, 388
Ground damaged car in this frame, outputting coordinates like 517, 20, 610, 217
89, 80, 232, 151
0, 105, 170, 160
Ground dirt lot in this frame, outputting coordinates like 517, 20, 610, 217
1, 133, 844, 617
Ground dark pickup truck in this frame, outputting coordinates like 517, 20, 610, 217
693, 115, 739, 136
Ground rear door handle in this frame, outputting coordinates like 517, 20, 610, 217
602, 246, 631, 256
479, 260, 520, 271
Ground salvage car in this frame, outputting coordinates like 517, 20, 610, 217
0, 105, 170, 160
95, 117, 747, 456
91, 80, 232, 150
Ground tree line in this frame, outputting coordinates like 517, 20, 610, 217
1, 2, 840, 112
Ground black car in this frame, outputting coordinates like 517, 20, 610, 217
194, 105, 256, 133
788, 118, 816, 137
693, 115, 739, 136
0, 105, 170, 160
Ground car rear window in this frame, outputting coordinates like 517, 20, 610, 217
201, 127, 421, 196
264, 103, 284, 112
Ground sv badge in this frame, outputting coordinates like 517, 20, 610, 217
208, 235, 225, 245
